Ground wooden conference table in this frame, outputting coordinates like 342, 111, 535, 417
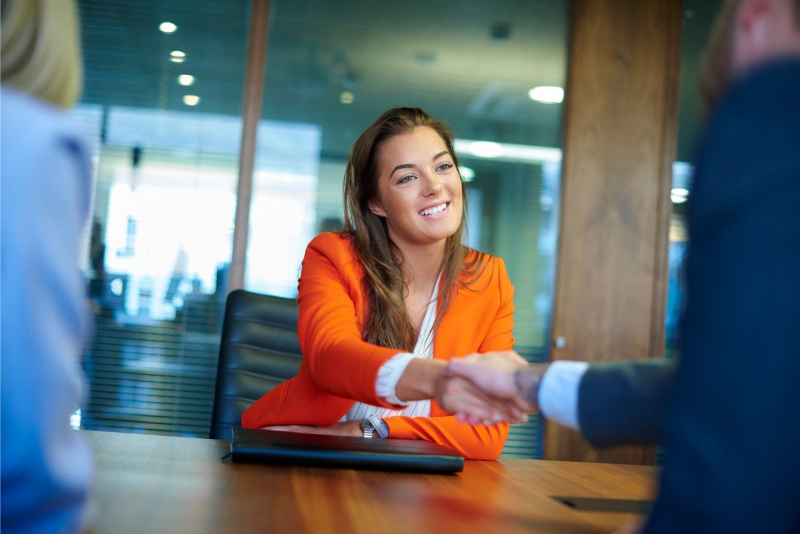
85, 430, 658, 533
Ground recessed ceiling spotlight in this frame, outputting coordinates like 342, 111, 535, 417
178, 74, 195, 86
159, 22, 178, 33
170, 50, 186, 63
183, 95, 200, 106
528, 86, 564, 104
340, 91, 354, 104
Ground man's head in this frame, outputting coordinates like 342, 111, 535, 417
701, 0, 800, 110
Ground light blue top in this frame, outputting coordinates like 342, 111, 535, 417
1, 87, 94, 533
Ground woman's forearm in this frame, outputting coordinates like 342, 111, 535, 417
394, 358, 448, 401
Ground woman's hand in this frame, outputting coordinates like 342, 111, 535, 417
434, 372, 529, 425
264, 420, 363, 438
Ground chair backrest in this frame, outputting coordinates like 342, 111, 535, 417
210, 289, 302, 440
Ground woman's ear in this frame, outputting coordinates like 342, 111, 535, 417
368, 200, 386, 218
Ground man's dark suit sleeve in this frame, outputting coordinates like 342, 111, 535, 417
644, 61, 800, 534
577, 360, 676, 448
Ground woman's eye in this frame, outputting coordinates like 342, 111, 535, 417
397, 175, 416, 184
436, 162, 454, 172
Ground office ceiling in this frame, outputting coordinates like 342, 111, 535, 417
78, 0, 719, 163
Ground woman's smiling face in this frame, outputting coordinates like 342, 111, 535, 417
368, 126, 463, 251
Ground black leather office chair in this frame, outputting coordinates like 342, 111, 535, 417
209, 290, 302, 440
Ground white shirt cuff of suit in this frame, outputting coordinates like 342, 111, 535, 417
376, 352, 416, 406
539, 360, 589, 432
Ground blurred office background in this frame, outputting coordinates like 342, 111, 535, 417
69, 0, 717, 459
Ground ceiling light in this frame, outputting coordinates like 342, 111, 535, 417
340, 91, 354, 104
671, 187, 689, 204
459, 167, 476, 182
178, 74, 195, 86
528, 86, 564, 104
159, 22, 178, 33
454, 139, 562, 164
183, 95, 200, 106
468, 141, 504, 158
170, 50, 186, 63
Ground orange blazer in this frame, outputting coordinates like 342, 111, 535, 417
242, 232, 515, 460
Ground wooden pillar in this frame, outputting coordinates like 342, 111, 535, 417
228, 0, 271, 294
545, 0, 682, 464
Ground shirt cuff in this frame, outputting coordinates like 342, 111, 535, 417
376, 352, 416, 406
539, 360, 589, 432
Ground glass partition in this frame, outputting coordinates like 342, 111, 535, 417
72, 0, 250, 435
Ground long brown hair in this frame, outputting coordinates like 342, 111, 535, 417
343, 107, 487, 351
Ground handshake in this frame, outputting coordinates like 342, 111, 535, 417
433, 352, 549, 426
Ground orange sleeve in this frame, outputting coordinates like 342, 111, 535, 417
385, 416, 509, 460
479, 256, 515, 353
296, 233, 400, 408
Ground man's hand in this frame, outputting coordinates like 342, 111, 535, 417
439, 352, 549, 424
434, 373, 529, 425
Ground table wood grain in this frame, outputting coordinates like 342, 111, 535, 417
85, 430, 658, 533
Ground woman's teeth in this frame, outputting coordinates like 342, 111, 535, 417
420, 203, 447, 216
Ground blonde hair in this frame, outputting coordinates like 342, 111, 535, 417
1, 0, 83, 108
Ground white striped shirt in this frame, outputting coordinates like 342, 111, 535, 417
341, 278, 440, 422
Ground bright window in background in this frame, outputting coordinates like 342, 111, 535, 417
244, 121, 322, 296
103, 170, 236, 319
246, 0, 569, 458
71, 0, 250, 436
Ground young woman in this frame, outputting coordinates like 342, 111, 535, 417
242, 107, 516, 460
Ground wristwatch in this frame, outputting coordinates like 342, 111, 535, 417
360, 414, 389, 439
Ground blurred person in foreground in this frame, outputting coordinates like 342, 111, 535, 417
1, 0, 94, 532
437, 0, 800, 532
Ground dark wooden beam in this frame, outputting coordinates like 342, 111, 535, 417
545, 0, 683, 464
